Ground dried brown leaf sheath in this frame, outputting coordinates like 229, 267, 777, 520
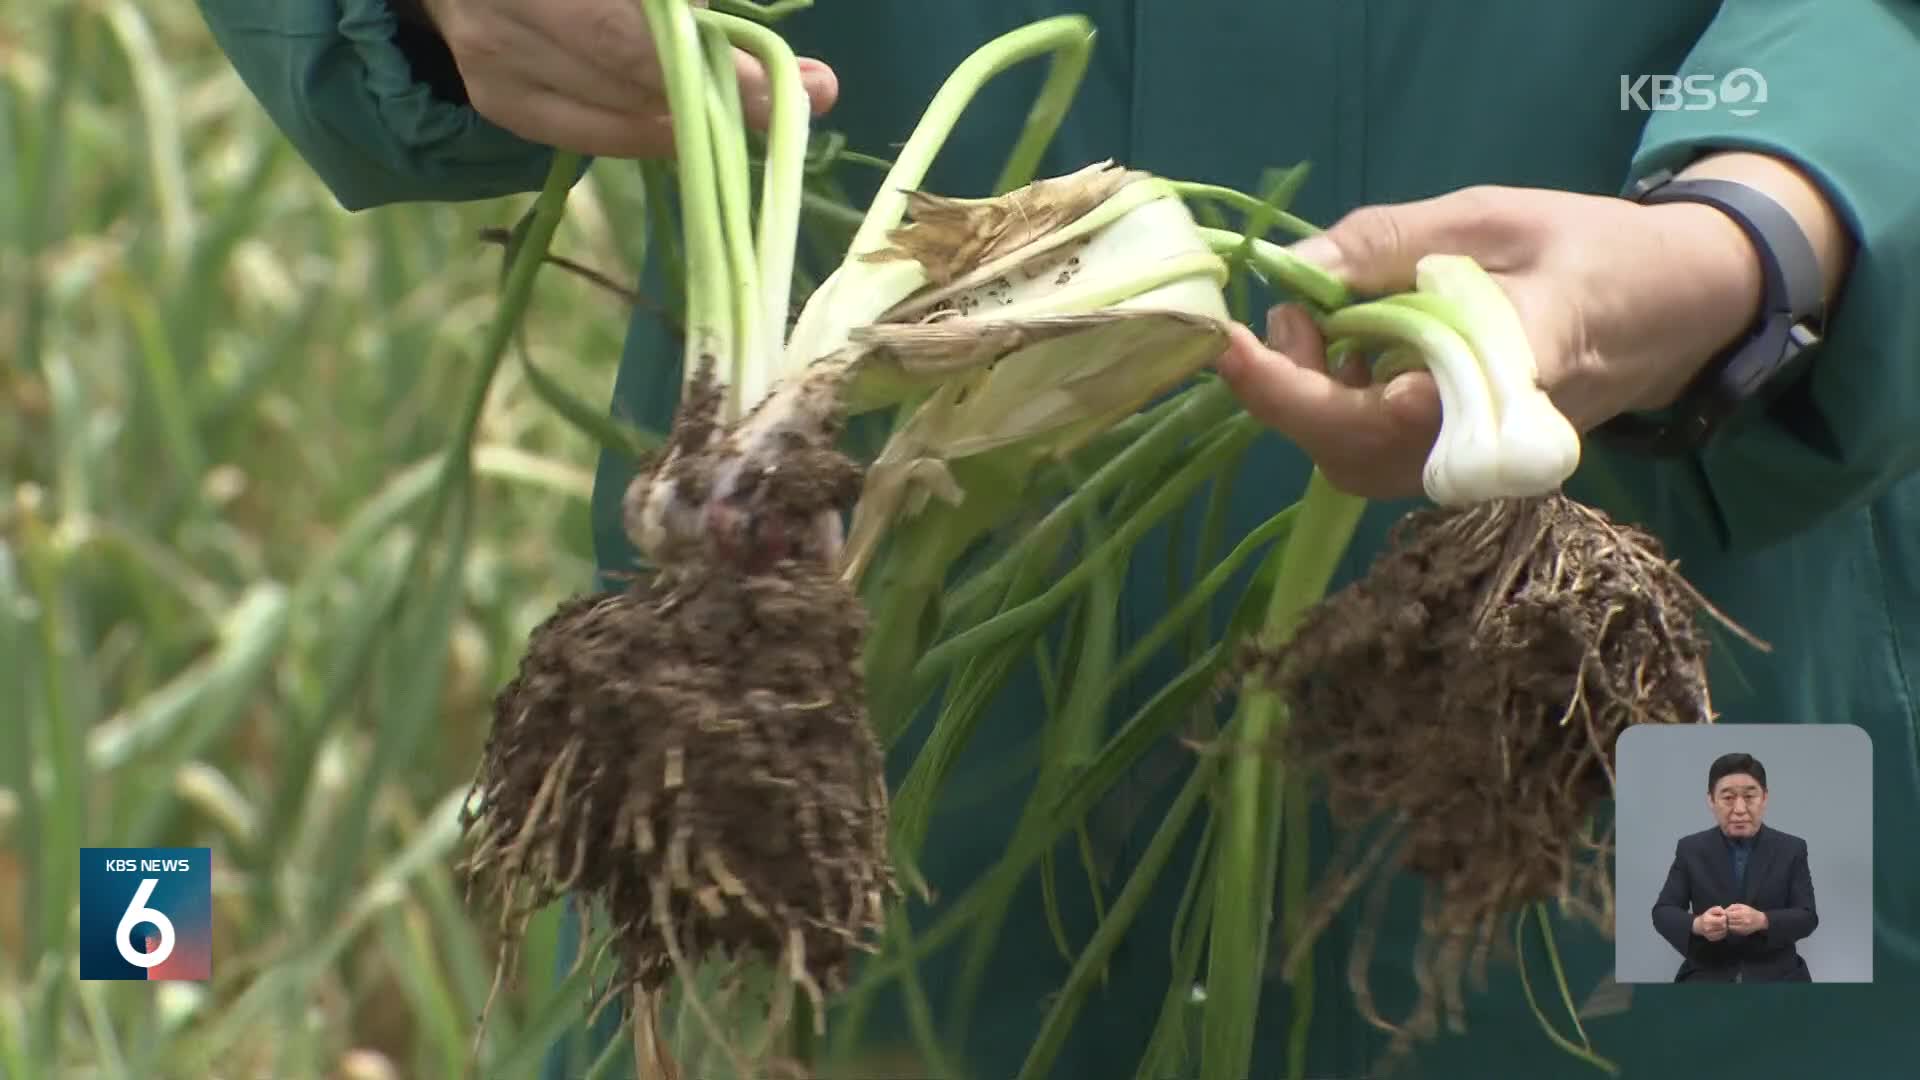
849, 308, 1222, 402
861, 160, 1145, 285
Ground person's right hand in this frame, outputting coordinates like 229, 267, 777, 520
1693, 906, 1729, 941
420, 0, 839, 157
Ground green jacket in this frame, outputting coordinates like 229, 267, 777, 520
201, 1, 1920, 1076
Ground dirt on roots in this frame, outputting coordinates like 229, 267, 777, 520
1252, 493, 1760, 1059
458, 363, 894, 1071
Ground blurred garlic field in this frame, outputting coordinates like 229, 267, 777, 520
2, 3, 657, 1075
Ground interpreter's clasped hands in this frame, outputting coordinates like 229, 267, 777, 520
1693, 903, 1768, 941
1724, 903, 1769, 936
1693, 905, 1729, 941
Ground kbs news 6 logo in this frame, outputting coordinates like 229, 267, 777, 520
79, 848, 212, 981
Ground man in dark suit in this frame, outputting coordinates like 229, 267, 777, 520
1651, 752, 1820, 982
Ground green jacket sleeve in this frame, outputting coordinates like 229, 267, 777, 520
194, 0, 553, 210
1622, 0, 1920, 553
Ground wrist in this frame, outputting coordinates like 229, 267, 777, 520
1679, 151, 1855, 303
1664, 199, 1766, 349
1614, 151, 1852, 419
1624, 201, 1765, 412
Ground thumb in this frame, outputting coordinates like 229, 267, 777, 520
738, 57, 839, 129
1287, 187, 1526, 297
796, 57, 840, 115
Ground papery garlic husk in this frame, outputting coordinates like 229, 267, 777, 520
840, 305, 1228, 582
625, 161, 1234, 579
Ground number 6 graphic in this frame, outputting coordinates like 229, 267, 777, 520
116, 878, 176, 968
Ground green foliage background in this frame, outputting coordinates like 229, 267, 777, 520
3, 4, 656, 1075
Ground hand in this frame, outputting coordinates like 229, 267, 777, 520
419, 0, 839, 157
1213, 153, 1850, 502
1693, 906, 1729, 941
1724, 903, 1769, 936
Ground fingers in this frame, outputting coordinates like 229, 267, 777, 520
1288, 186, 1538, 297
1701, 906, 1737, 939
1694, 906, 1733, 939
1215, 305, 1442, 501
1266, 305, 1328, 375
532, 0, 670, 93
661, 49, 837, 133
794, 58, 841, 116
486, 89, 681, 158
1327, 341, 1374, 389
459, 15, 679, 155
443, 1, 838, 158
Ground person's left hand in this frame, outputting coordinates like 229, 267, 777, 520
1725, 903, 1769, 935
1213, 182, 1767, 500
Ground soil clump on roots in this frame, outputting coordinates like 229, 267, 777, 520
1253, 493, 1759, 1061
459, 363, 894, 1072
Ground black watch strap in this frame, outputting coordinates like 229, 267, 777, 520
1593, 169, 1826, 456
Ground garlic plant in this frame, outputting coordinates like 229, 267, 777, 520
835, 167, 1233, 580
622, 4, 1240, 586
1410, 254, 1583, 498
476, 5, 1603, 1079
623, 0, 1582, 593
1207, 233, 1583, 507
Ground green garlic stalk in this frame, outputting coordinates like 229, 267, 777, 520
1202, 231, 1583, 507
623, 10, 1240, 581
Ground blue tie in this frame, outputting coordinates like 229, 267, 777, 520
1731, 841, 1751, 891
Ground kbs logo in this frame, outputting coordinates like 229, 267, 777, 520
79, 847, 212, 981
1619, 69, 1768, 118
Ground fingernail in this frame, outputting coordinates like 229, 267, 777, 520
1382, 374, 1416, 404
1288, 233, 1343, 275
1214, 324, 1259, 377
1264, 306, 1296, 352
798, 59, 838, 108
